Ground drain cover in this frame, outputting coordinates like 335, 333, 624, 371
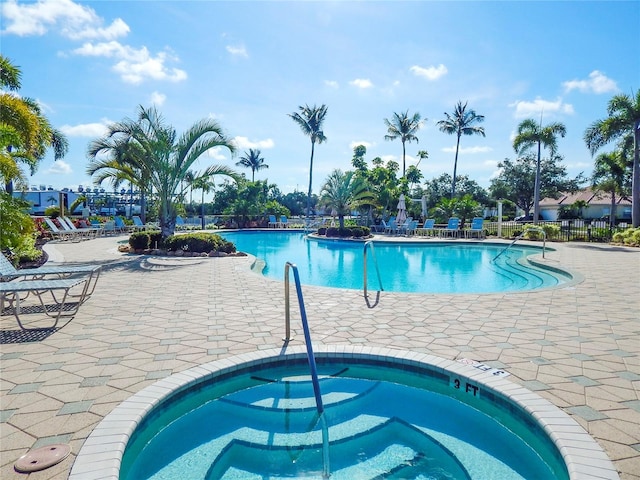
14, 444, 71, 473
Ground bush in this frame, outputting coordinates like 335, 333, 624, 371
321, 226, 371, 238
164, 233, 236, 254
44, 206, 60, 218
129, 231, 151, 250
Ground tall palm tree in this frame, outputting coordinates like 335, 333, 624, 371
584, 91, 640, 227
592, 150, 630, 228
236, 148, 268, 181
191, 172, 218, 230
436, 101, 485, 198
289, 104, 328, 219
87, 105, 239, 237
319, 169, 376, 228
384, 110, 422, 178
1, 55, 68, 193
513, 118, 566, 224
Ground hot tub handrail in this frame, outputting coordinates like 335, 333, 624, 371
283, 262, 324, 414
493, 227, 546, 262
363, 240, 384, 298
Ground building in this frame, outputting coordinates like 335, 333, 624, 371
539, 187, 632, 221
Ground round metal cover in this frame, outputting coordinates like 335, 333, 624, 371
14, 444, 71, 473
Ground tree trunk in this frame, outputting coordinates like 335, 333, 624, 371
632, 120, 639, 227
306, 141, 315, 220
451, 133, 461, 198
533, 141, 542, 225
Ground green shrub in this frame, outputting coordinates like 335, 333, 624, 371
164, 233, 236, 254
322, 226, 370, 238
129, 232, 151, 250
44, 206, 60, 218
325, 227, 340, 237
317, 227, 327, 236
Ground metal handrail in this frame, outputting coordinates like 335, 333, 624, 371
283, 262, 324, 414
363, 240, 384, 298
283, 262, 330, 478
493, 227, 546, 262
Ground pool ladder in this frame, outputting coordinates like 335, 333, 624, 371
493, 227, 546, 262
363, 240, 384, 301
283, 262, 330, 478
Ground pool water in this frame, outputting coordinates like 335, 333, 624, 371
219, 231, 568, 293
121, 361, 567, 480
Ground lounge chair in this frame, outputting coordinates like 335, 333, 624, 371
384, 219, 398, 235
44, 218, 78, 242
0, 276, 90, 329
280, 215, 289, 228
465, 217, 486, 239
132, 216, 156, 231
436, 218, 460, 238
61, 217, 101, 239
0, 253, 101, 303
268, 215, 280, 228
417, 219, 436, 237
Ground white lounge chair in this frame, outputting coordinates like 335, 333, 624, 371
44, 218, 79, 242
1, 253, 102, 303
0, 276, 91, 329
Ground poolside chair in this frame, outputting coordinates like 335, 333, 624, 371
403, 220, 419, 236
132, 216, 155, 231
384, 219, 398, 235
437, 218, 460, 238
268, 215, 280, 228
44, 218, 78, 242
114, 217, 131, 233
61, 217, 101, 240
0, 276, 90, 329
280, 215, 289, 228
465, 217, 486, 239
417, 219, 436, 237
103, 221, 116, 235
1, 253, 102, 303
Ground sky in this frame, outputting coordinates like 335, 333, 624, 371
2, 0, 639, 199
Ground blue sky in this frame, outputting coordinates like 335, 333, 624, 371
2, 0, 638, 198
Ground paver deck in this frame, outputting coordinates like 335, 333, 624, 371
0, 234, 638, 479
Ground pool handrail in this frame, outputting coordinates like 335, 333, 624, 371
283, 262, 324, 415
283, 262, 330, 478
493, 227, 546, 262
363, 240, 384, 298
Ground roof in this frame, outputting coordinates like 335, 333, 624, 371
540, 187, 631, 207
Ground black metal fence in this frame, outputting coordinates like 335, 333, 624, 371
484, 219, 631, 242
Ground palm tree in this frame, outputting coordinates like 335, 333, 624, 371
383, 110, 422, 178
183, 170, 197, 214
584, 91, 640, 227
592, 150, 630, 228
319, 169, 376, 228
289, 104, 328, 219
87, 105, 240, 238
513, 118, 566, 224
437, 101, 485, 198
191, 173, 218, 230
1, 55, 68, 193
236, 148, 268, 181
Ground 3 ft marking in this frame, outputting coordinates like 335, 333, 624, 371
452, 378, 479, 397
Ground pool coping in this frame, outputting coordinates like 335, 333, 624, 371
68, 346, 619, 480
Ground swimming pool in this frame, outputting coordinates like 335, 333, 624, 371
219, 231, 571, 293
70, 348, 617, 480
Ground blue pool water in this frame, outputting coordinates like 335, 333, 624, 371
219, 231, 568, 293
121, 360, 568, 480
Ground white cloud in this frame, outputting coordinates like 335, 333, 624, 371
563, 70, 619, 94
324, 80, 339, 89
204, 147, 229, 160
409, 64, 448, 80
46, 160, 72, 174
349, 78, 373, 89
73, 41, 187, 84
150, 91, 166, 106
509, 97, 574, 118
233, 136, 275, 150
226, 44, 248, 57
1, 0, 128, 40
60, 121, 109, 137
442, 146, 493, 154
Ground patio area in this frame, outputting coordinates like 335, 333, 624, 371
0, 235, 638, 479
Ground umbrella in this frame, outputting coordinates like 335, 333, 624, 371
396, 194, 407, 226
